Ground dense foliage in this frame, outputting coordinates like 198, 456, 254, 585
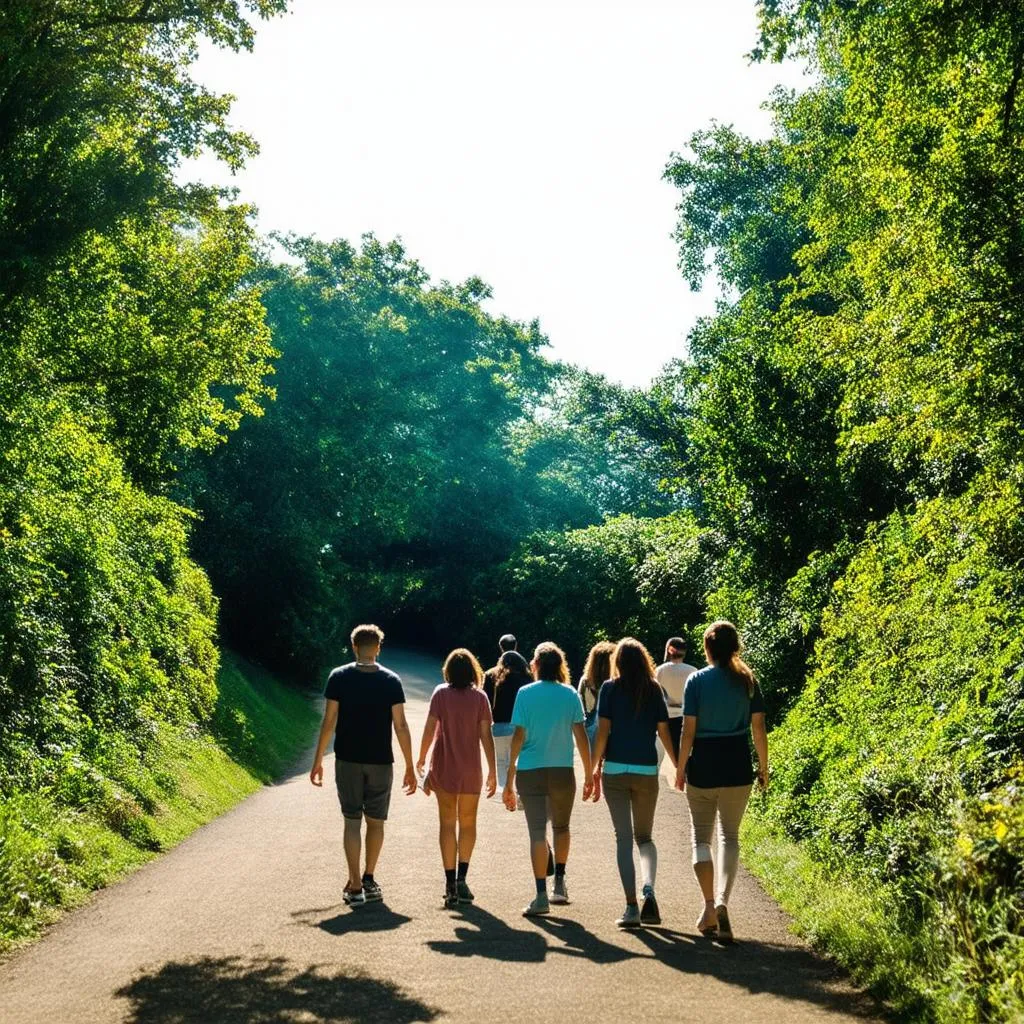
2, 0, 1022, 1016
183, 235, 682, 677
0, 0, 284, 937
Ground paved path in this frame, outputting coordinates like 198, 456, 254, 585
0, 650, 883, 1023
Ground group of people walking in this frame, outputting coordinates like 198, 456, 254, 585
310, 620, 768, 941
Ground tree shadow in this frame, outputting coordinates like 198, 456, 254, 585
425, 904, 547, 962
291, 902, 413, 934
115, 955, 439, 1024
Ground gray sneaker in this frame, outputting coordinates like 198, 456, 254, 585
342, 884, 365, 907
616, 903, 641, 928
550, 877, 569, 904
640, 884, 661, 925
523, 893, 550, 917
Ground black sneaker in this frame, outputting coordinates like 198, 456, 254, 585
342, 884, 365, 907
443, 887, 460, 910
640, 884, 661, 925
456, 879, 474, 903
362, 877, 383, 902
715, 904, 733, 943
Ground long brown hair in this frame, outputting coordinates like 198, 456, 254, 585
443, 648, 483, 690
611, 637, 660, 714
532, 641, 570, 684
495, 650, 531, 689
703, 620, 755, 697
582, 641, 616, 693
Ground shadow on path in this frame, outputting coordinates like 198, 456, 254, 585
427, 910, 882, 1020
114, 955, 439, 1024
291, 902, 413, 935
628, 924, 882, 1020
532, 915, 637, 964
425, 904, 547, 962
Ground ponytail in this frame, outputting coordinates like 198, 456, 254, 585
703, 620, 755, 698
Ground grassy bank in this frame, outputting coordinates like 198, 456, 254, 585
0, 652, 319, 955
743, 800, 1024, 1022
741, 811, 933, 1020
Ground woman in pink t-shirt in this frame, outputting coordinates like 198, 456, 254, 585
416, 648, 497, 908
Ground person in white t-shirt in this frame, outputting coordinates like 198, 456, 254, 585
655, 637, 697, 759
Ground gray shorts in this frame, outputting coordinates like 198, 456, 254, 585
516, 767, 576, 842
334, 759, 393, 821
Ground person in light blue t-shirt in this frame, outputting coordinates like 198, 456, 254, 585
590, 637, 678, 929
503, 642, 593, 918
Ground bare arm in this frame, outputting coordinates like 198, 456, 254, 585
416, 713, 438, 776
392, 704, 417, 795
656, 720, 679, 771
572, 722, 594, 800
675, 715, 697, 790
310, 699, 339, 786
502, 726, 526, 810
591, 717, 611, 770
479, 719, 497, 798
751, 711, 769, 789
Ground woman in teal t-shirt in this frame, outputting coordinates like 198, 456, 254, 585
504, 642, 594, 917
590, 637, 678, 929
674, 620, 768, 942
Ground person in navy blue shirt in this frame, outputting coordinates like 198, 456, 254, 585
590, 637, 678, 928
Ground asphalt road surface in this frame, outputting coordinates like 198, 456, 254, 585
0, 649, 884, 1023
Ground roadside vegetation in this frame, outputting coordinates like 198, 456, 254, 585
0, 653, 317, 952
1, 2, 1021, 1017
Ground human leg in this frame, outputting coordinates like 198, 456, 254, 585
632, 774, 659, 890
343, 814, 363, 890
456, 792, 480, 866
603, 773, 638, 901
363, 817, 385, 876
714, 783, 753, 906
548, 768, 576, 865
360, 764, 392, 881
548, 768, 576, 904
434, 787, 459, 870
685, 783, 720, 933
493, 734, 512, 789
516, 770, 551, 914
334, 760, 366, 891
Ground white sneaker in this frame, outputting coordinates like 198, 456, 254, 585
550, 877, 569, 904
523, 893, 550, 916
616, 904, 641, 928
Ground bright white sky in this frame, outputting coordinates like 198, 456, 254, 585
189, 0, 807, 387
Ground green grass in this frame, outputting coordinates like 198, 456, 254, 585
741, 810, 940, 1021
0, 651, 319, 955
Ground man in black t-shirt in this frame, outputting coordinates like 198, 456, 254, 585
310, 624, 416, 907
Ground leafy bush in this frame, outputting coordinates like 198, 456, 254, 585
0, 409, 219, 801
478, 512, 711, 670
760, 476, 1024, 1019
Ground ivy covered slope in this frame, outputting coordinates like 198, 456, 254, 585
654, 2, 1024, 1018
0, 1, 316, 950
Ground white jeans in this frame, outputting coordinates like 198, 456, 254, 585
493, 732, 513, 789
